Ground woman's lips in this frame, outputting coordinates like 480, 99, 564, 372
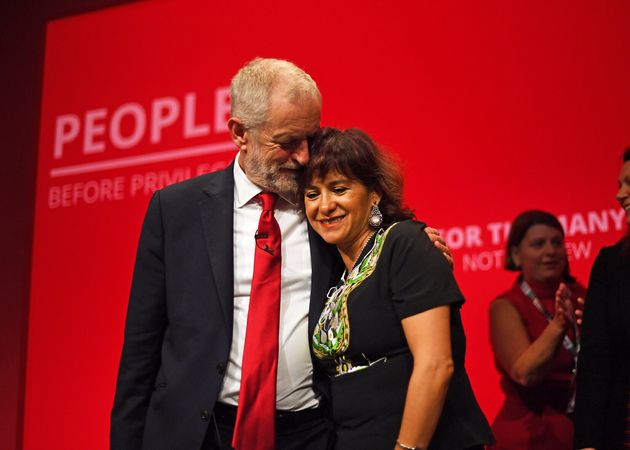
318, 216, 345, 226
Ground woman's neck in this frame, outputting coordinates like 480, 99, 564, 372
521, 274, 561, 299
339, 230, 375, 272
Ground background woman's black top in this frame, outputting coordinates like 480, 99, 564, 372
573, 241, 630, 449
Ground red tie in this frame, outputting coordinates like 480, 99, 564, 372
233, 192, 282, 450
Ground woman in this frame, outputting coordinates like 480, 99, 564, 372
573, 148, 630, 450
488, 210, 585, 450
302, 127, 493, 450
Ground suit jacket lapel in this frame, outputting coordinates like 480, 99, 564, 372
200, 163, 235, 336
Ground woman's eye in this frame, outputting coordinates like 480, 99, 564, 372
332, 187, 347, 194
305, 191, 319, 200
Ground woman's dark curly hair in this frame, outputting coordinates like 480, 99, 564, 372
302, 127, 414, 226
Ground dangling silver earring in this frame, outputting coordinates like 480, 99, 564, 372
368, 204, 383, 227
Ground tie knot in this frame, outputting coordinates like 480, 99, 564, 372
258, 192, 278, 212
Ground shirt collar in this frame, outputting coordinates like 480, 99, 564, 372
233, 153, 262, 208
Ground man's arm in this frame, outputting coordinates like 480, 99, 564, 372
111, 191, 168, 450
573, 249, 612, 450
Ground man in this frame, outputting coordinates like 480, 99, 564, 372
111, 58, 450, 450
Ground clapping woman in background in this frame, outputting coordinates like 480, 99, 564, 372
489, 210, 585, 450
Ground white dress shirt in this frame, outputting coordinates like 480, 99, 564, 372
217, 157, 319, 410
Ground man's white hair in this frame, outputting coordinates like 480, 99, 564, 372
230, 57, 321, 129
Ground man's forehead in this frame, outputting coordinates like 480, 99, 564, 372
267, 93, 321, 114
269, 124, 319, 139
263, 96, 321, 137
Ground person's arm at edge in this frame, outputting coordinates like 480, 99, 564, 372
573, 249, 612, 450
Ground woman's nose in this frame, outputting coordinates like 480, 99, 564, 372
543, 241, 559, 254
319, 193, 336, 213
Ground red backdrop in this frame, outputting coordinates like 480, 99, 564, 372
26, 0, 630, 448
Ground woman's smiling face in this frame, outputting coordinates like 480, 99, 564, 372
304, 170, 381, 258
511, 224, 567, 284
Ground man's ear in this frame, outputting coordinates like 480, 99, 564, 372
227, 117, 247, 151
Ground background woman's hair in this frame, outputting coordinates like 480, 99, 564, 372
303, 127, 414, 225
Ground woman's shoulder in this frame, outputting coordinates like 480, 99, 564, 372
597, 239, 629, 262
384, 219, 427, 240
380, 219, 435, 256
490, 279, 521, 307
591, 239, 630, 281
491, 294, 512, 307
381, 219, 451, 270
489, 288, 531, 326
489, 295, 522, 321
599, 241, 621, 256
